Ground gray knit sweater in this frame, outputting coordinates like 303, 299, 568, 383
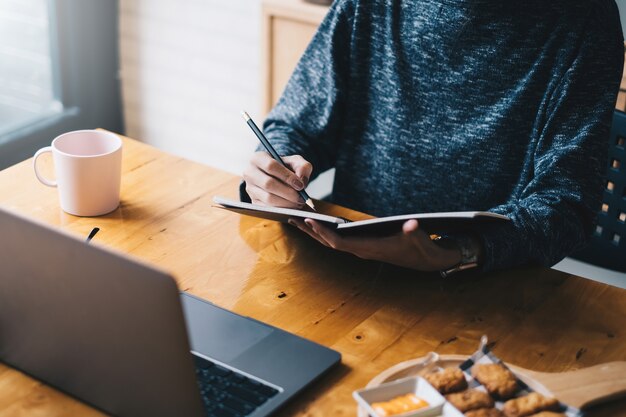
259, 0, 624, 272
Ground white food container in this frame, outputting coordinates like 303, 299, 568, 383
353, 376, 447, 417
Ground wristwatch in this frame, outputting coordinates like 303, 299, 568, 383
436, 234, 480, 278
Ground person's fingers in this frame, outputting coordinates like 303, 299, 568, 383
402, 219, 419, 234
401, 219, 432, 252
304, 219, 344, 249
283, 155, 313, 187
402, 220, 431, 246
243, 164, 303, 205
301, 220, 376, 261
244, 153, 313, 207
288, 219, 331, 247
247, 184, 304, 208
251, 152, 305, 190
304, 219, 381, 259
401, 220, 456, 270
292, 218, 460, 271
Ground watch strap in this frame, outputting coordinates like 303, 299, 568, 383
438, 234, 480, 278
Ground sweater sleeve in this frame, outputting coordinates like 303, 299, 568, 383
480, 7, 624, 272
260, 0, 354, 181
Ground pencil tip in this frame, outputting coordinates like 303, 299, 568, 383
305, 199, 316, 211
241, 111, 250, 121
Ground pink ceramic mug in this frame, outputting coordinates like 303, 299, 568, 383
33, 130, 123, 216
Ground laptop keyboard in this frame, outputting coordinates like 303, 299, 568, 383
193, 355, 279, 417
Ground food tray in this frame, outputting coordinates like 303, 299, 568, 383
356, 353, 561, 417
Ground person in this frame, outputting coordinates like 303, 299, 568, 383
242, 0, 624, 275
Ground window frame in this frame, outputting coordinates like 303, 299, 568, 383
0, 0, 123, 170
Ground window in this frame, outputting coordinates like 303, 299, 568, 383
0, 0, 62, 138
0, 0, 123, 170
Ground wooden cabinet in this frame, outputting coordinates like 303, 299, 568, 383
261, 0, 329, 115
616, 45, 626, 111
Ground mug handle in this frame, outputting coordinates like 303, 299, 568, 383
33, 146, 57, 187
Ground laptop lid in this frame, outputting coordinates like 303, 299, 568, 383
0, 207, 205, 417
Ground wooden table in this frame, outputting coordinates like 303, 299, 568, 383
0, 135, 625, 417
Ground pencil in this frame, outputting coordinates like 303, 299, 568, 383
241, 111, 316, 211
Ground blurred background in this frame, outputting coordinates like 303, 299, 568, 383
0, 0, 327, 179
1, 0, 625, 182
0, 0, 266, 174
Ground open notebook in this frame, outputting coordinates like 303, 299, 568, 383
213, 196, 510, 237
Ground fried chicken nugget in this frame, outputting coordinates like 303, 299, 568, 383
503, 392, 560, 417
465, 408, 504, 417
424, 367, 468, 394
446, 389, 495, 413
471, 363, 519, 399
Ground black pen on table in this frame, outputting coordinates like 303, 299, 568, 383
85, 227, 100, 243
241, 111, 316, 211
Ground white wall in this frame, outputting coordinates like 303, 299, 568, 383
119, 0, 261, 175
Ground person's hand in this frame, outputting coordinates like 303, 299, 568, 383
288, 219, 463, 271
243, 152, 313, 208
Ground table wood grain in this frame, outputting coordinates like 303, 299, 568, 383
0, 134, 625, 417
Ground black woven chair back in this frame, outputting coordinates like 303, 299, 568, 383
572, 110, 626, 272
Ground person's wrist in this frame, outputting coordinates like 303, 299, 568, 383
433, 246, 463, 271
434, 234, 483, 277
424, 235, 461, 271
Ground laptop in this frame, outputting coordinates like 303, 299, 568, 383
0, 207, 340, 417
